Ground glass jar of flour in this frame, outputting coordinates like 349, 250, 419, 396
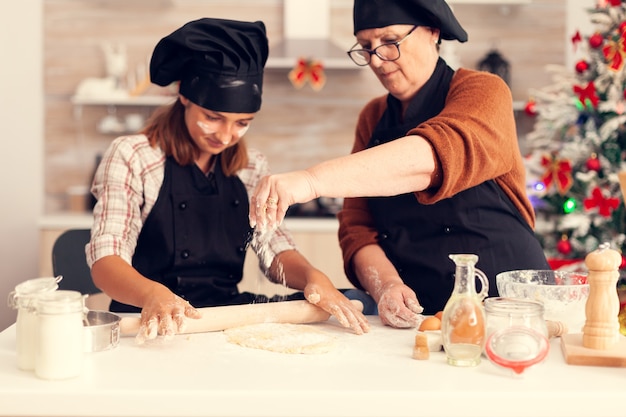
7, 277, 60, 371
35, 290, 85, 380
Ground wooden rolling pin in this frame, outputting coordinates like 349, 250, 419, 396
119, 299, 363, 337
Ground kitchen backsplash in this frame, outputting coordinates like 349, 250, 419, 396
44, 0, 566, 213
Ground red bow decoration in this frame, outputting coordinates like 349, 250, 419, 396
541, 154, 573, 196
288, 58, 326, 91
571, 30, 582, 51
602, 30, 626, 71
583, 186, 620, 217
573, 81, 600, 109
609, 0, 622, 6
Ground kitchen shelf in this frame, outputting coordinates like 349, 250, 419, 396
70, 94, 175, 135
71, 95, 175, 107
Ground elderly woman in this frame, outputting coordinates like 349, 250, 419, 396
250, 0, 549, 328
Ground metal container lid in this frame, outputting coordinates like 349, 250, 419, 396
7, 276, 61, 309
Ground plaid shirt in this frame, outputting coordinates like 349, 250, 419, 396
85, 134, 296, 274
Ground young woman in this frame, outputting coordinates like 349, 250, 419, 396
86, 18, 369, 342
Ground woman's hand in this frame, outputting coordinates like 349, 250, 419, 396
303, 276, 370, 335
136, 286, 202, 344
351, 246, 423, 328
377, 281, 424, 328
249, 171, 318, 229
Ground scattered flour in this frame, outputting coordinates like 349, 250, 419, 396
249, 226, 287, 287
223, 323, 336, 354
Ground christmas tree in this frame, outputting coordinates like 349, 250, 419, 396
524, 0, 626, 272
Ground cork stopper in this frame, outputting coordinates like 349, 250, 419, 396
585, 242, 622, 272
545, 320, 567, 338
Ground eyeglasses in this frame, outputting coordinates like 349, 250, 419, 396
347, 26, 418, 66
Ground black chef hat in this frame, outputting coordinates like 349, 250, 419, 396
150, 17, 269, 113
353, 0, 467, 43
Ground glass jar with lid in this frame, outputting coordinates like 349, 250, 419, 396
7, 277, 60, 370
483, 297, 549, 375
34, 290, 85, 380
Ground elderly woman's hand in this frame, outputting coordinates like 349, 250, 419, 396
136, 286, 202, 344
249, 171, 319, 229
377, 281, 424, 328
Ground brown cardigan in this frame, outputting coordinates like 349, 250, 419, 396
337, 68, 534, 286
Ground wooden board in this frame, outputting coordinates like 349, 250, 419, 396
560, 333, 626, 367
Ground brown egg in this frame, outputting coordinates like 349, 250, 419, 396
418, 316, 442, 331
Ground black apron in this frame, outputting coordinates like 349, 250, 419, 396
110, 156, 303, 313
366, 59, 549, 315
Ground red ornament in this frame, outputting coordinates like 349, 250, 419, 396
620, 255, 626, 269
589, 33, 604, 49
586, 155, 601, 171
575, 60, 589, 73
557, 238, 572, 256
524, 99, 537, 116
620, 21, 626, 33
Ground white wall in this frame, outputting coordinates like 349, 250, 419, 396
565, 0, 595, 68
0, 0, 43, 331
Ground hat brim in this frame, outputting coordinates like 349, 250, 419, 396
180, 74, 263, 113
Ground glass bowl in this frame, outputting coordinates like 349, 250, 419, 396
495, 270, 589, 334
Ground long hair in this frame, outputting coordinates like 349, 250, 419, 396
141, 98, 249, 176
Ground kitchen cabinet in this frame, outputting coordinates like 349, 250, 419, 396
39, 215, 354, 300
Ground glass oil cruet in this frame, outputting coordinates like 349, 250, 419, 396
441, 254, 489, 367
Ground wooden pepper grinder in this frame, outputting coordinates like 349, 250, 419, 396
582, 242, 621, 350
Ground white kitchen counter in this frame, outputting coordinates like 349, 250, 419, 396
0, 318, 624, 417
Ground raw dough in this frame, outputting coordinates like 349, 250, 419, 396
223, 323, 336, 354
